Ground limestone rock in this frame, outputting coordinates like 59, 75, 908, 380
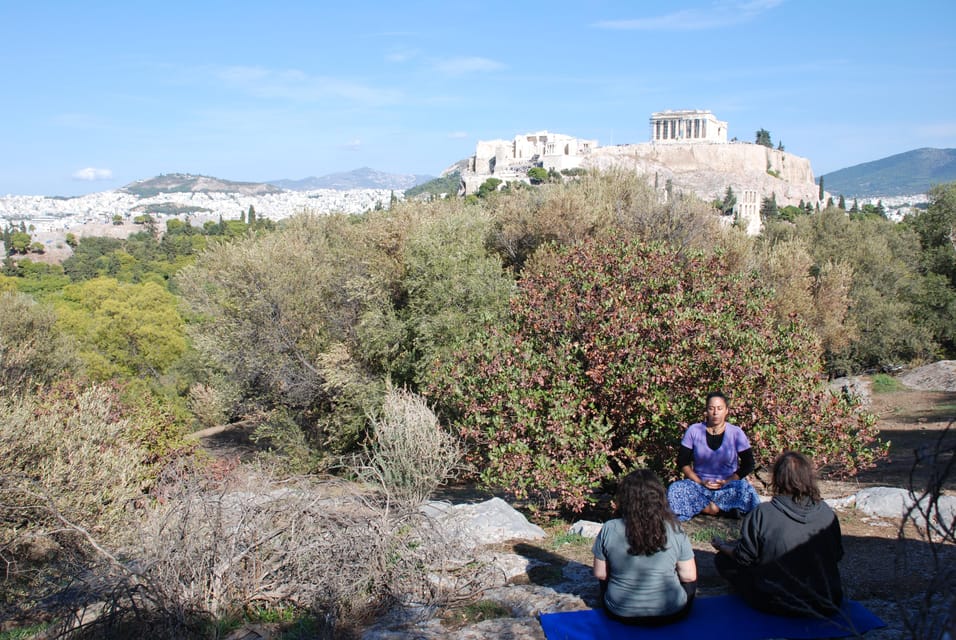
900, 360, 956, 391
568, 520, 601, 538
421, 497, 547, 548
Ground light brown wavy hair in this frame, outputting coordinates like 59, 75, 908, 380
617, 469, 679, 555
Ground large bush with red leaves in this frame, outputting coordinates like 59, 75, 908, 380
428, 237, 883, 511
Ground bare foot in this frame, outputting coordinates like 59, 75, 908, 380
701, 502, 720, 516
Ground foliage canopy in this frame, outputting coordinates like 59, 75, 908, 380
429, 236, 882, 511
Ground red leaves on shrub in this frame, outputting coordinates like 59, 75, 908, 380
429, 237, 884, 511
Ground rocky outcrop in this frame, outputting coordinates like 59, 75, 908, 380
585, 142, 820, 208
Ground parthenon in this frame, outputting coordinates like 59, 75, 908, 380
650, 109, 727, 144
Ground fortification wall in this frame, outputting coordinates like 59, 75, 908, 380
584, 142, 819, 207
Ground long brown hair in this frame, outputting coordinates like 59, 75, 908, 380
617, 469, 679, 555
771, 451, 821, 502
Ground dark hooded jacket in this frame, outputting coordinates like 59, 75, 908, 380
733, 495, 844, 616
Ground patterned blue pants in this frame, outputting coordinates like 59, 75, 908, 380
667, 479, 761, 521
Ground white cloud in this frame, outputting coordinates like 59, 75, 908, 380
447, 131, 469, 139
72, 167, 113, 181
342, 138, 362, 150
593, 0, 783, 31
433, 56, 505, 76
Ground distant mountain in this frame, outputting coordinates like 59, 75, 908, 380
270, 167, 434, 191
122, 173, 282, 198
821, 148, 956, 197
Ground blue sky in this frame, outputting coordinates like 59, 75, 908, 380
2, 0, 954, 196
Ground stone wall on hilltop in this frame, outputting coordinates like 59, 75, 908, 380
461, 130, 825, 235
585, 142, 820, 206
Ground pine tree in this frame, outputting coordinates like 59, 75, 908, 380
755, 129, 773, 148
721, 186, 737, 215
248, 205, 256, 226
818, 177, 825, 202
760, 192, 779, 218
838, 195, 846, 210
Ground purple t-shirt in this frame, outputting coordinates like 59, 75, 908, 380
680, 422, 751, 482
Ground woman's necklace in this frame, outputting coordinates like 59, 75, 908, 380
706, 424, 725, 436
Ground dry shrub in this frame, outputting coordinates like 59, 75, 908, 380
47, 470, 494, 639
0, 382, 150, 539
0, 291, 80, 392
360, 387, 464, 507
186, 382, 228, 429
0, 382, 161, 630
752, 237, 856, 356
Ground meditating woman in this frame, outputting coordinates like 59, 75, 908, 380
592, 469, 698, 624
711, 450, 844, 617
666, 391, 761, 521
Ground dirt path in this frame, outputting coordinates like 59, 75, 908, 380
844, 389, 956, 492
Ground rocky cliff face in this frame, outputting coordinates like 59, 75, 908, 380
584, 142, 820, 208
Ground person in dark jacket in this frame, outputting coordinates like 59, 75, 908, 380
711, 450, 844, 617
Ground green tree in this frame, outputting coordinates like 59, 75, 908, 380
838, 195, 846, 210
755, 128, 773, 148
248, 205, 256, 226
720, 186, 737, 215
9, 231, 31, 254
527, 167, 549, 185
904, 182, 956, 352
55, 278, 187, 379
429, 237, 882, 511
177, 214, 388, 455
760, 193, 779, 219
476, 178, 503, 198
818, 177, 825, 202
771, 207, 938, 374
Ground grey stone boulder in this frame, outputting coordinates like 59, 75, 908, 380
854, 486, 956, 532
568, 520, 602, 538
421, 497, 547, 548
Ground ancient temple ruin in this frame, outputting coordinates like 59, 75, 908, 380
650, 110, 727, 144
461, 131, 598, 195
459, 111, 820, 238
468, 131, 597, 175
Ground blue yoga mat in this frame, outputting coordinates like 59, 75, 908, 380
538, 595, 885, 640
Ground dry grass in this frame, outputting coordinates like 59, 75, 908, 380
15, 466, 499, 639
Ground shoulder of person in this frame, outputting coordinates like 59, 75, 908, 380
601, 517, 625, 532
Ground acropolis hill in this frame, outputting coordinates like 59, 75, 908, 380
461, 110, 823, 235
